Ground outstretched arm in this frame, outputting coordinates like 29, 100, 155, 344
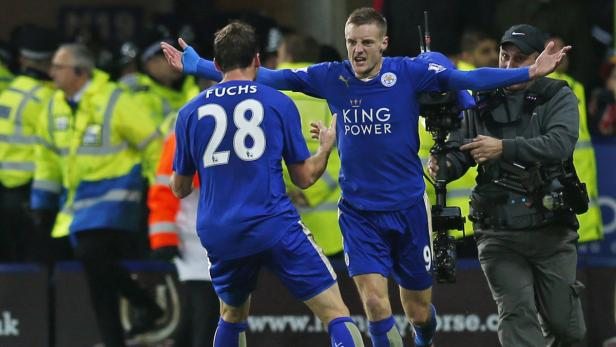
439, 41, 572, 91
161, 38, 304, 91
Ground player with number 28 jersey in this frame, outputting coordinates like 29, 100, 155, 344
174, 77, 363, 347
174, 80, 310, 261
172, 22, 365, 347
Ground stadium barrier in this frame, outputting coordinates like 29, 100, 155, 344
0, 260, 615, 346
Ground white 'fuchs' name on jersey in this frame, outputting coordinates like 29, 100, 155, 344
205, 85, 258, 99
342, 107, 392, 136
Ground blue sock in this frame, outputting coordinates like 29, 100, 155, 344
414, 304, 437, 347
328, 316, 363, 347
369, 316, 403, 347
214, 318, 247, 347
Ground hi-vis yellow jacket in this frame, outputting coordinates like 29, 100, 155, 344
280, 62, 343, 256
549, 71, 603, 242
31, 70, 162, 238
0, 75, 55, 187
0, 63, 14, 95
122, 73, 199, 130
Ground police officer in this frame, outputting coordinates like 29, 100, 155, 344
0, 41, 14, 94
32, 43, 163, 347
428, 24, 586, 346
0, 25, 60, 262
114, 40, 140, 86
124, 32, 199, 130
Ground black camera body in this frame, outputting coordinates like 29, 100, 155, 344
542, 160, 589, 215
418, 92, 461, 137
419, 91, 466, 284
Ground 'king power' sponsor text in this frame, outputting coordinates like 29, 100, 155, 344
342, 101, 392, 136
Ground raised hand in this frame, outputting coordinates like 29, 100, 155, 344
529, 40, 572, 79
310, 113, 338, 153
160, 39, 183, 72
160, 38, 200, 74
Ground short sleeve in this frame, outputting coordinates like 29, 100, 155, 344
280, 99, 311, 164
173, 108, 196, 175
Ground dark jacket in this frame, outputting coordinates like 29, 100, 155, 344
442, 77, 580, 230
444, 77, 579, 181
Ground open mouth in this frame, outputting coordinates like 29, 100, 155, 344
354, 56, 366, 64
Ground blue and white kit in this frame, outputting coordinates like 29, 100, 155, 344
174, 80, 336, 305
192, 54, 531, 288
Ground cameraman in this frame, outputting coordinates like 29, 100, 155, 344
428, 24, 586, 346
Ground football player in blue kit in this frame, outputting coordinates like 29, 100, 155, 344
170, 22, 364, 347
164, 8, 570, 347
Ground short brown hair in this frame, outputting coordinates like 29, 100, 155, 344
346, 7, 387, 37
213, 21, 258, 72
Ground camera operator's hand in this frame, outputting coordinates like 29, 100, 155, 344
460, 135, 503, 164
427, 155, 451, 179
427, 155, 439, 179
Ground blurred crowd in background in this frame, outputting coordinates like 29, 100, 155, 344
0, 0, 614, 138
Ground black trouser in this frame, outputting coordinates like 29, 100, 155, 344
0, 183, 44, 262
173, 280, 220, 347
74, 229, 158, 347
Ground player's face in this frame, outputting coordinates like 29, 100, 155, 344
499, 43, 538, 91
345, 23, 388, 79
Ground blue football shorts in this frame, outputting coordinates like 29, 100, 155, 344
338, 193, 433, 290
208, 221, 337, 307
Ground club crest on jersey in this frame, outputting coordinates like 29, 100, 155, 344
349, 99, 362, 108
380, 72, 397, 87
428, 63, 446, 73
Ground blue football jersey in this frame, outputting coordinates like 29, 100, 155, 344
278, 57, 444, 211
174, 80, 310, 260
194, 55, 530, 212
